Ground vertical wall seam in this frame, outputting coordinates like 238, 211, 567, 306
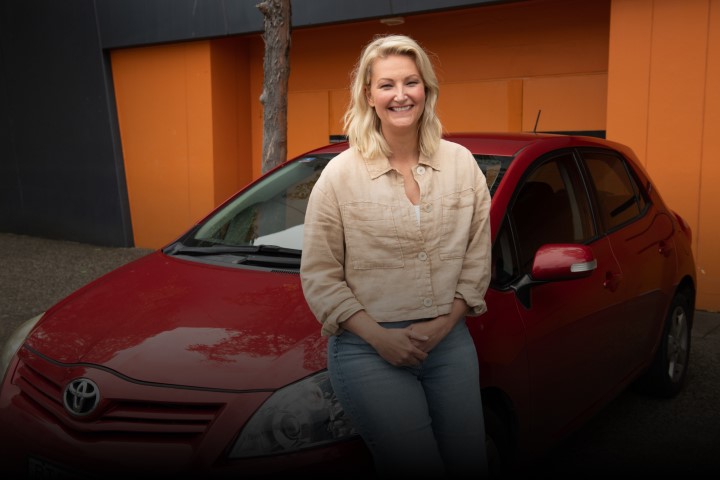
92, 0, 135, 247
695, 0, 712, 258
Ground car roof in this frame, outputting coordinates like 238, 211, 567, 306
300, 132, 611, 158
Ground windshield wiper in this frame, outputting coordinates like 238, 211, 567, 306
164, 242, 302, 258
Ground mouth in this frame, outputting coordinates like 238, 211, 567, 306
389, 105, 413, 112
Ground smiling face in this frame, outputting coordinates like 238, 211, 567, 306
366, 54, 426, 137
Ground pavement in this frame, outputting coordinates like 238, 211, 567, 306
1, 232, 719, 475
0, 233, 154, 344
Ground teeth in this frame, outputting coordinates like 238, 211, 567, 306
392, 106, 412, 111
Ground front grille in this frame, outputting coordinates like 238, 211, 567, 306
14, 353, 225, 438
101, 400, 220, 434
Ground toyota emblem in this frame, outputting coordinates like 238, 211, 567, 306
63, 378, 100, 416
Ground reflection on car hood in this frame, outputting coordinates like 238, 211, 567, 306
25, 252, 325, 391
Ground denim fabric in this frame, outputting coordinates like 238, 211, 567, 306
328, 318, 488, 478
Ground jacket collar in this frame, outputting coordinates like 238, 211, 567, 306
362, 150, 442, 180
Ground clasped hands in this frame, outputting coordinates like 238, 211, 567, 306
374, 316, 454, 367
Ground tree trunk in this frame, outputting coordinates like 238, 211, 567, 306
257, 0, 291, 173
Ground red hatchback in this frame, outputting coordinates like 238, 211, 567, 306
0, 133, 696, 478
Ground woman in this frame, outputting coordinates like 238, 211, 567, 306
300, 34, 491, 478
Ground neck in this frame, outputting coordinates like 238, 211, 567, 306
383, 128, 420, 163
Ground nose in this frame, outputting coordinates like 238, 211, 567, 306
394, 87, 407, 102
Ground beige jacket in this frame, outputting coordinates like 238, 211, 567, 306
300, 139, 491, 336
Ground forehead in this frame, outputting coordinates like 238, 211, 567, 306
370, 54, 419, 79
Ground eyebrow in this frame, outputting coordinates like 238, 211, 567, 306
375, 74, 422, 83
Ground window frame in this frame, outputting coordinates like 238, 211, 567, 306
576, 147, 652, 236
491, 148, 597, 288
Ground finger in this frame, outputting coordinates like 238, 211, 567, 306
408, 331, 429, 341
412, 347, 428, 361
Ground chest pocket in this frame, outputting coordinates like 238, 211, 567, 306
342, 203, 404, 269
440, 188, 475, 259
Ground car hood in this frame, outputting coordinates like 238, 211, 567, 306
25, 252, 326, 391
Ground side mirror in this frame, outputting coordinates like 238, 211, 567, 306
512, 244, 597, 309
531, 244, 597, 281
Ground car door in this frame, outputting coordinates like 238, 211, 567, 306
580, 148, 677, 371
506, 150, 630, 443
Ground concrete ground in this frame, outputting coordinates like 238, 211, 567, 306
1, 232, 719, 476
0, 232, 154, 343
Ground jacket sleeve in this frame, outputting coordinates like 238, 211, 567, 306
300, 172, 365, 336
454, 151, 492, 316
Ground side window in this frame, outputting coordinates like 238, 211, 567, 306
583, 150, 647, 232
509, 153, 595, 272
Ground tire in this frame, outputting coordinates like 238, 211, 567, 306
484, 407, 513, 477
636, 289, 693, 398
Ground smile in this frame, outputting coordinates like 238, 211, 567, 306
390, 105, 413, 112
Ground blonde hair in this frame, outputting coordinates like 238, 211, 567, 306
343, 34, 443, 159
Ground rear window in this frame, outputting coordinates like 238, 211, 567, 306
583, 151, 647, 232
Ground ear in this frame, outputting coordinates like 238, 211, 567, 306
365, 86, 375, 108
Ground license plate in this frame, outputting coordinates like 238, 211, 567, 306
28, 456, 88, 479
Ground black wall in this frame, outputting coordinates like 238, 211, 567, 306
0, 0, 134, 246
0, 0, 509, 247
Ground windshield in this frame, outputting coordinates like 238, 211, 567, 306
171, 152, 511, 262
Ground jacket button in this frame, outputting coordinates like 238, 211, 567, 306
418, 252, 428, 261
423, 298, 433, 307
416, 166, 426, 175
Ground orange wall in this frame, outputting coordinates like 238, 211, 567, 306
112, 39, 253, 248
211, 38, 253, 207
247, 0, 610, 171
113, 0, 611, 249
607, 0, 720, 310
704, 3, 720, 311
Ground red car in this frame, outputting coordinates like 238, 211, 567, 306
0, 133, 696, 478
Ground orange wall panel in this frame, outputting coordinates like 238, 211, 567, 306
606, 0, 652, 164
608, 0, 720, 310
282, 0, 609, 94
112, 42, 214, 249
329, 88, 350, 136
522, 74, 608, 132
697, 0, 720, 308
439, 80, 524, 133
288, 91, 330, 158
210, 38, 250, 206
644, 1, 707, 258
113, 39, 253, 249
409, 0, 609, 83
184, 45, 215, 225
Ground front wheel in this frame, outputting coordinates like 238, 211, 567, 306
636, 289, 693, 398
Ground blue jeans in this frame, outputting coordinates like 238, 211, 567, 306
328, 318, 488, 478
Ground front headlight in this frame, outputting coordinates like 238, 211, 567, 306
0, 313, 43, 382
229, 370, 357, 458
